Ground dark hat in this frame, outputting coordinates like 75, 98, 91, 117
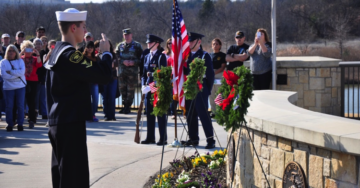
36, 26, 45, 32
235, 31, 245, 38
146, 34, 164, 44
123, 28, 131, 35
188, 32, 204, 42
16, 31, 25, 37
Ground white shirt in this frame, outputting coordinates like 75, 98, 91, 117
0, 58, 26, 90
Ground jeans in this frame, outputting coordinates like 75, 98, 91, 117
90, 84, 99, 116
39, 83, 47, 116
102, 79, 117, 119
4, 87, 25, 127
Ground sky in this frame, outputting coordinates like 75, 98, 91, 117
67, 0, 106, 3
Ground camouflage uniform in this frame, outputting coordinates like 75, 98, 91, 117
115, 40, 143, 110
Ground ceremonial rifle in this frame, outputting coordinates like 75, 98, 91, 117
134, 94, 145, 144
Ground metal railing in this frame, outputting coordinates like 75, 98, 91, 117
339, 62, 360, 119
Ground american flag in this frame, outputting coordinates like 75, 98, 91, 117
149, 82, 158, 93
214, 94, 224, 105
172, 0, 190, 111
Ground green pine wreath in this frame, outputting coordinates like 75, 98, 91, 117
183, 57, 206, 100
214, 66, 254, 132
151, 66, 173, 117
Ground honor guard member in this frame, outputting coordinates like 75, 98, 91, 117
115, 28, 143, 114
141, 34, 168, 145
44, 8, 113, 188
181, 32, 216, 149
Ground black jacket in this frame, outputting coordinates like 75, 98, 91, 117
45, 42, 112, 125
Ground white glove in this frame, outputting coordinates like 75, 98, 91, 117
142, 86, 151, 94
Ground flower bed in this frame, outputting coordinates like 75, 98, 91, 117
144, 149, 227, 188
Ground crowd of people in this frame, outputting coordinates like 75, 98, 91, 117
0, 26, 272, 133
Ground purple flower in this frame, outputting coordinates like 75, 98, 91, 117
201, 173, 205, 177
207, 171, 212, 175
206, 152, 210, 155
218, 184, 222, 188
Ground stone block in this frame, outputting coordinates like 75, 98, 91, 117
309, 68, 316, 77
245, 139, 254, 175
331, 98, 337, 106
278, 138, 292, 151
297, 99, 304, 107
309, 155, 323, 188
287, 68, 296, 77
299, 75, 309, 84
321, 94, 332, 107
310, 146, 316, 155
331, 68, 337, 72
290, 84, 304, 98
324, 158, 331, 177
284, 152, 294, 169
310, 78, 325, 90
326, 78, 332, 87
309, 107, 321, 112
270, 148, 285, 178
294, 149, 308, 177
325, 178, 337, 188
244, 174, 254, 188
317, 148, 331, 158
298, 143, 309, 152
267, 135, 277, 148
332, 88, 337, 98
331, 71, 340, 87
303, 83, 309, 90
262, 160, 269, 175
331, 151, 357, 184
261, 133, 267, 145
317, 68, 331, 77
276, 68, 286, 74
298, 70, 308, 76
261, 146, 270, 160
290, 77, 298, 84
275, 179, 282, 188
253, 131, 262, 156
316, 93, 322, 108
304, 90, 315, 107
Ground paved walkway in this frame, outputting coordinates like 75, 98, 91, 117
0, 111, 227, 188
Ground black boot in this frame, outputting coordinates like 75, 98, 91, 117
119, 102, 126, 113
124, 104, 131, 114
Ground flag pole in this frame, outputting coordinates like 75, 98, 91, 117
171, 0, 181, 147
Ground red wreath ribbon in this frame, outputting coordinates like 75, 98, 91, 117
153, 92, 159, 107
219, 71, 239, 110
197, 80, 203, 90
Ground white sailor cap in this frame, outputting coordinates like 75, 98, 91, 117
1, 33, 10, 38
56, 8, 87, 22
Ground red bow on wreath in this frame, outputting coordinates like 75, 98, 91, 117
149, 82, 159, 107
219, 71, 239, 110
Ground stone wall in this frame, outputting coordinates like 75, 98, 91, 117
276, 67, 341, 116
226, 128, 360, 188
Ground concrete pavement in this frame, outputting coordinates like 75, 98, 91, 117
0, 111, 227, 188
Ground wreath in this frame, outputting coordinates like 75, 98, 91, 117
151, 66, 173, 117
214, 66, 253, 132
183, 57, 206, 100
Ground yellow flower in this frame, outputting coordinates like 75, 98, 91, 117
157, 174, 160, 178
224, 149, 227, 154
170, 172, 174, 177
219, 150, 224, 156
212, 150, 218, 156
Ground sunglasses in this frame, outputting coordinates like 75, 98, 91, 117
167, 43, 171, 45
18, 35, 24, 38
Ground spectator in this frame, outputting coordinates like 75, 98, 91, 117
164, 38, 172, 60
247, 28, 273, 90
115, 28, 143, 114
209, 38, 226, 117
101, 41, 118, 121
40, 36, 49, 59
33, 38, 43, 56
82, 41, 99, 122
0, 43, 4, 60
14, 31, 25, 52
78, 32, 94, 52
20, 40, 42, 128
29, 26, 45, 42
225, 31, 249, 71
2, 33, 11, 49
0, 45, 26, 131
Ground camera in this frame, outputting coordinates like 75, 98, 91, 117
257, 32, 261, 39
25, 48, 32, 53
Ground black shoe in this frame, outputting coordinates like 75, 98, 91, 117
29, 121, 34, 129
181, 140, 199, 146
104, 118, 112, 121
156, 140, 168, 146
205, 143, 216, 149
42, 115, 48, 119
6, 126, 13, 132
111, 118, 116, 121
124, 107, 131, 114
141, 139, 156, 144
17, 126, 24, 131
119, 108, 125, 114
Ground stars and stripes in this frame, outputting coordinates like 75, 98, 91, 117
172, 0, 190, 111
214, 94, 224, 106
149, 82, 158, 93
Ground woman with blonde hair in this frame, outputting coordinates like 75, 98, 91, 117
20, 40, 42, 128
247, 28, 272, 90
0, 45, 26, 131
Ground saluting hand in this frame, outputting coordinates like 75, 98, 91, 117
99, 33, 110, 53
